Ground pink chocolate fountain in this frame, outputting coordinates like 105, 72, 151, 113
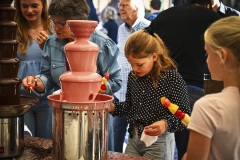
48, 20, 113, 160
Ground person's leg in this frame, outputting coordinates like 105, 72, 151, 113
112, 116, 128, 152
112, 96, 128, 152
35, 100, 52, 139
175, 128, 189, 160
124, 128, 144, 156
143, 132, 175, 160
24, 107, 36, 136
108, 114, 115, 151
175, 86, 204, 160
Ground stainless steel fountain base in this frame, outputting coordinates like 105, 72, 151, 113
0, 96, 38, 158
48, 94, 113, 160
0, 116, 24, 158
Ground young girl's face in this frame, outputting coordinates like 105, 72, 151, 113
127, 53, 157, 77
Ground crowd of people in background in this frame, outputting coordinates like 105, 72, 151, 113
16, 0, 240, 159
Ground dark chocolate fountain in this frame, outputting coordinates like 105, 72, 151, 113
0, 0, 37, 158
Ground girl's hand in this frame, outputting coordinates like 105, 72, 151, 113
108, 102, 115, 113
36, 31, 48, 50
144, 120, 167, 136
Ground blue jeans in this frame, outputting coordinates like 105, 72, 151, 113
112, 116, 128, 152
175, 85, 204, 160
108, 114, 115, 151
125, 128, 175, 159
112, 96, 128, 152
24, 98, 52, 139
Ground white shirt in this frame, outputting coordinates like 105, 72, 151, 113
188, 87, 240, 160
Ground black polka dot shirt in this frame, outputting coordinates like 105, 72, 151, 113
112, 69, 191, 138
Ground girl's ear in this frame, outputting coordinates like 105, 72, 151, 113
219, 48, 228, 64
152, 53, 158, 61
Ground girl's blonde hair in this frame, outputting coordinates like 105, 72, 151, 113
204, 16, 240, 89
124, 28, 177, 87
14, 0, 52, 54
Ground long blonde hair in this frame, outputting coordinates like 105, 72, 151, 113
125, 28, 177, 87
14, 0, 52, 54
204, 16, 240, 90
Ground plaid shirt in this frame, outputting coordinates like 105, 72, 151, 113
114, 17, 150, 102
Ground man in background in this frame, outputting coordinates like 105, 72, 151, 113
147, 0, 161, 21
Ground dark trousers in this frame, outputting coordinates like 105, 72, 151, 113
176, 86, 204, 160
112, 96, 128, 152
112, 116, 128, 152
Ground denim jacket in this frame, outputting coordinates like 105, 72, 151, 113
35, 30, 122, 96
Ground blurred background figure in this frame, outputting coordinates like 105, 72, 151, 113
147, 0, 161, 21
160, 0, 174, 11
87, 0, 99, 22
103, 6, 119, 43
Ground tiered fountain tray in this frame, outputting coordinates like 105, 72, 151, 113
48, 93, 113, 110
0, 96, 38, 117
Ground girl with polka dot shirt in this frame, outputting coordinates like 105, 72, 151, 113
109, 28, 191, 159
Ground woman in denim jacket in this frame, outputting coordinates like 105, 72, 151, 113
21, 0, 122, 150
22, 0, 121, 101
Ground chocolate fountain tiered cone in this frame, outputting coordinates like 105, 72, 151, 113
60, 20, 102, 102
48, 20, 113, 160
0, 0, 38, 158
